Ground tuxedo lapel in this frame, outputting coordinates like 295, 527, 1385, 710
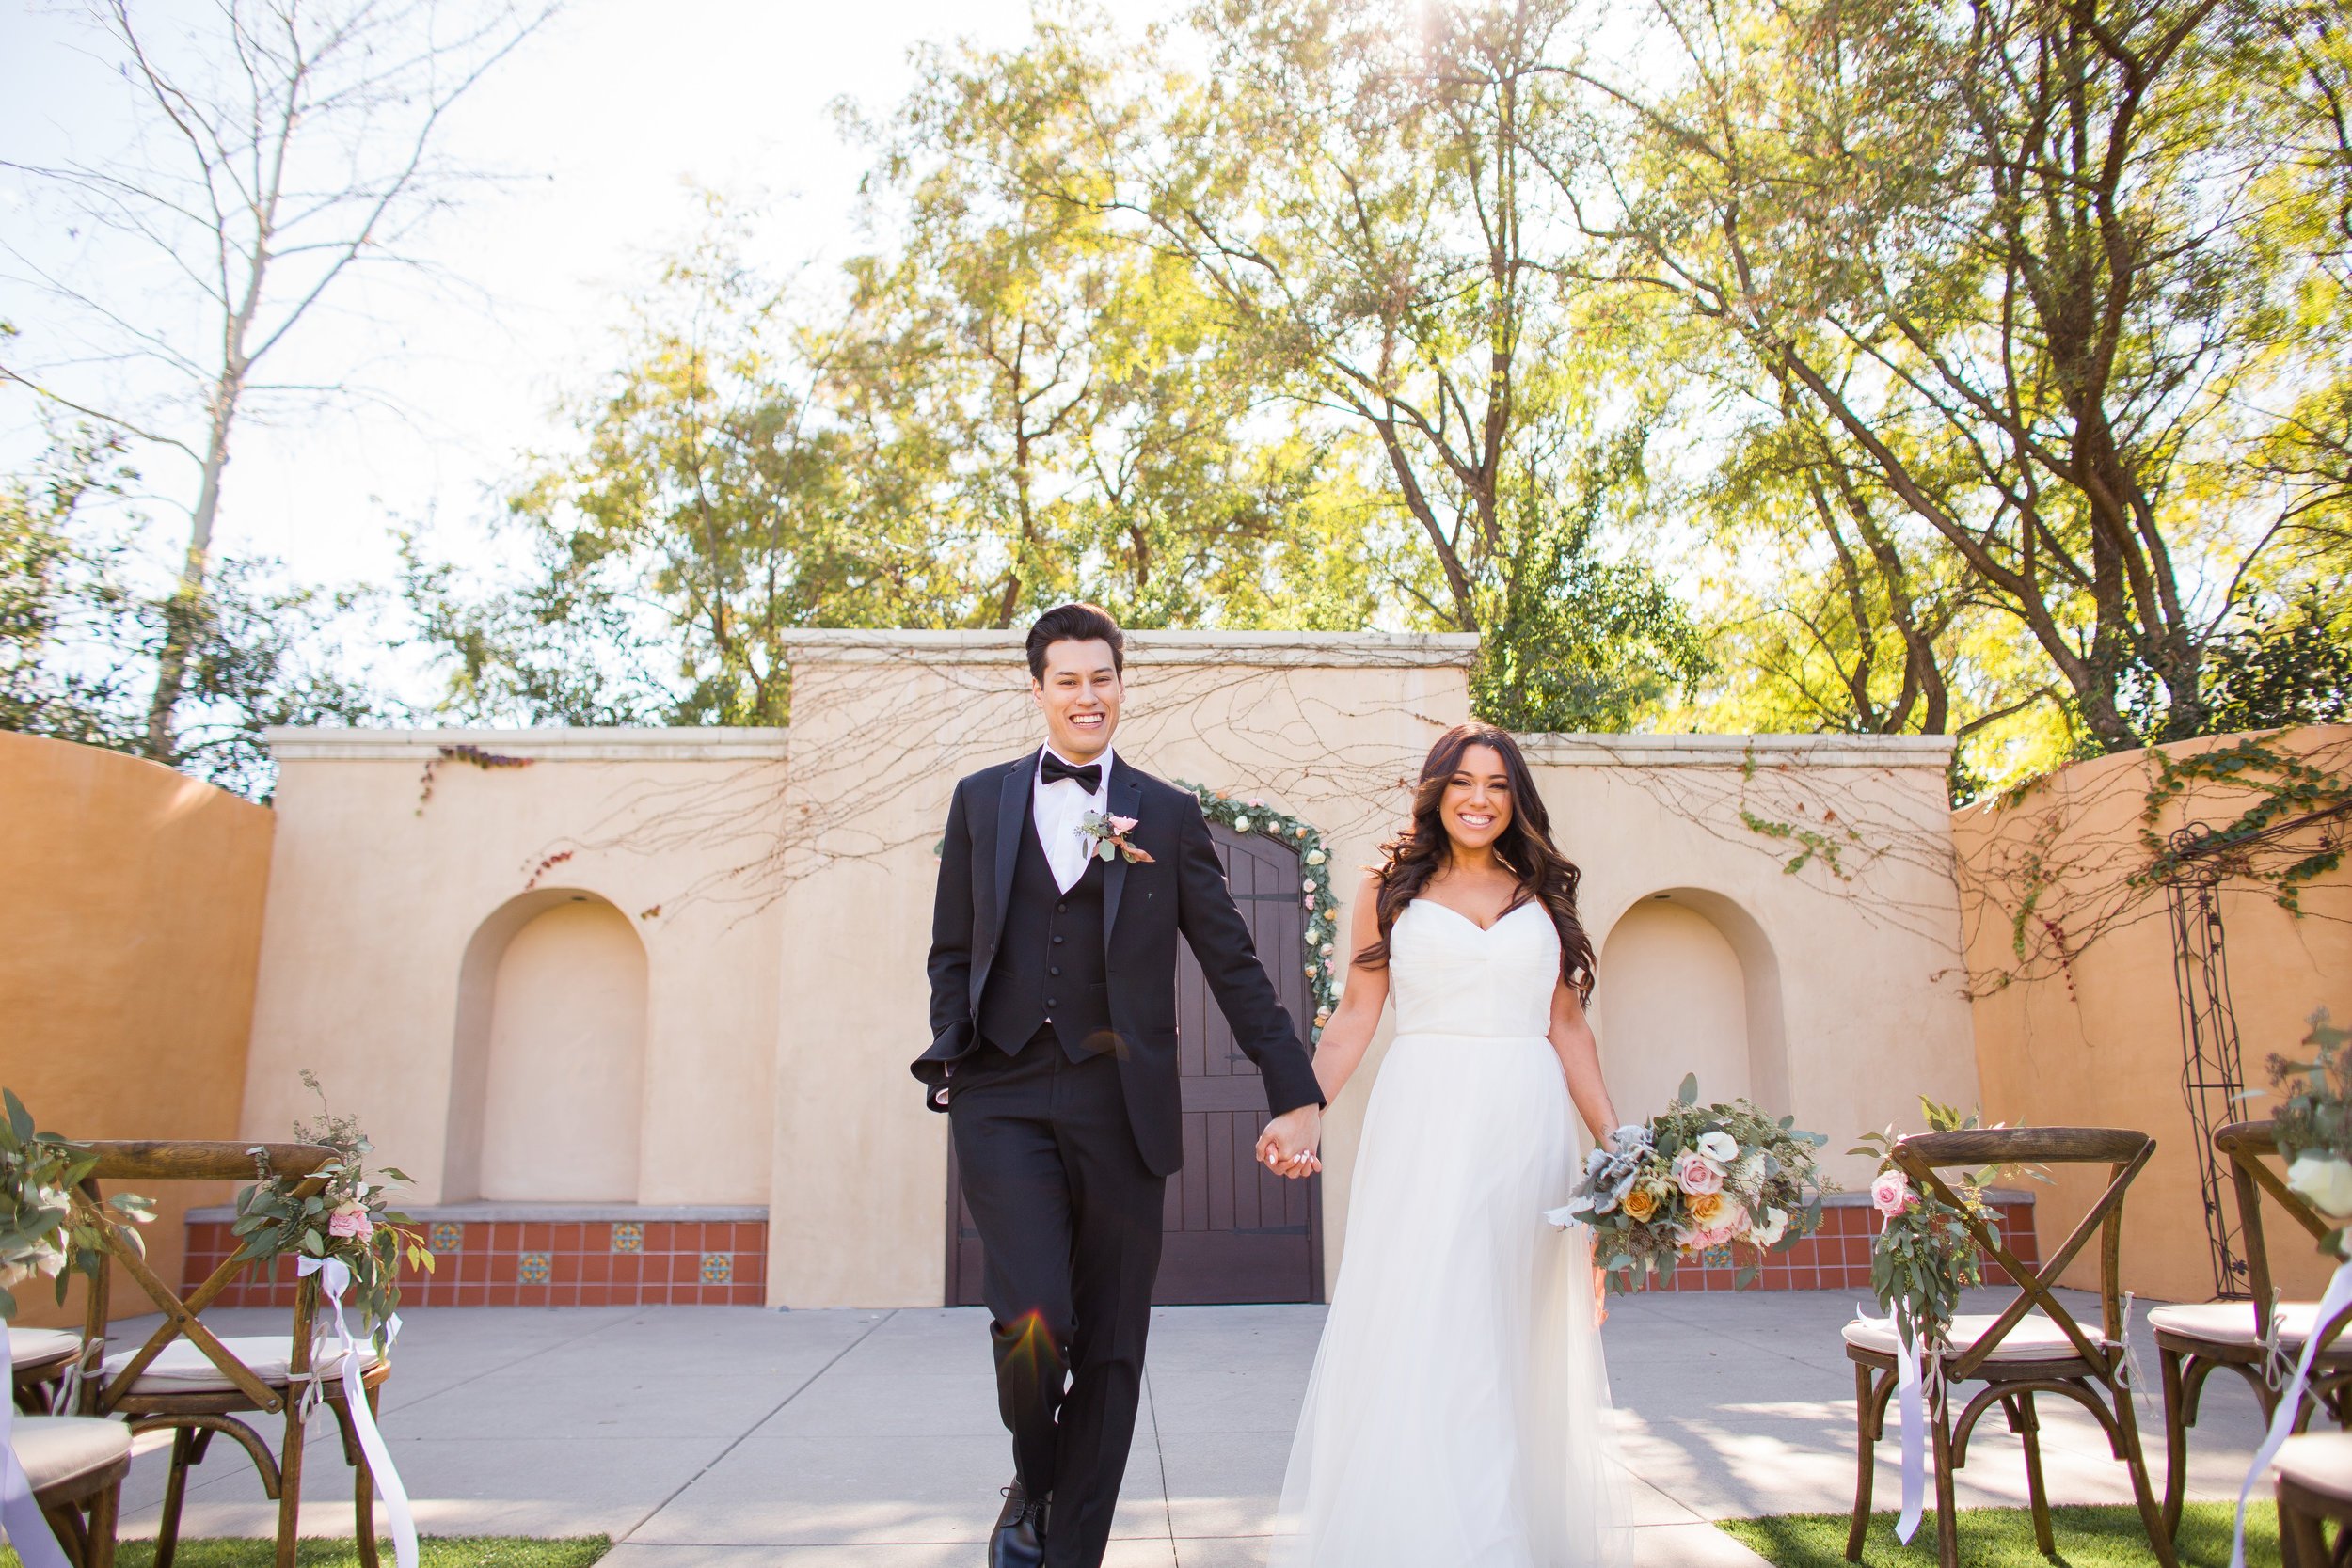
992, 753, 1030, 939
1102, 757, 1143, 949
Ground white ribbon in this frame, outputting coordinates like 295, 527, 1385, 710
295, 1257, 416, 1568
1854, 1300, 1931, 1544
2233, 1259, 2352, 1568
0, 1320, 73, 1568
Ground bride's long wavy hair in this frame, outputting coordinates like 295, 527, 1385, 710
1354, 723, 1597, 1003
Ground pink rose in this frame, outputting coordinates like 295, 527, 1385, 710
1673, 1151, 1724, 1196
1108, 816, 1139, 834
327, 1203, 373, 1241
1870, 1171, 1913, 1218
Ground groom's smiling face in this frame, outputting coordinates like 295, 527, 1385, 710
1033, 638, 1122, 762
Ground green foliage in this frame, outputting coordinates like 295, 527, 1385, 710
0, 1086, 152, 1321
2133, 734, 2352, 913
1850, 1100, 2020, 1350
230, 1072, 430, 1351
1720, 1500, 2280, 1567
2, 422, 396, 799
2262, 1010, 2352, 1255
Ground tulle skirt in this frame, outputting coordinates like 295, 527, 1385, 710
1270, 1031, 1634, 1568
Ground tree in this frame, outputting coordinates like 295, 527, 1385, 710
1, 0, 555, 763
1564, 0, 2352, 753
909, 1, 1704, 712
407, 205, 977, 727
1, 423, 144, 749
4, 422, 393, 797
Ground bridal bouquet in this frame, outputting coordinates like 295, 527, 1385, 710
1549, 1074, 1828, 1292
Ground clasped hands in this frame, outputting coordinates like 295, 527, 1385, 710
1254, 1103, 1323, 1179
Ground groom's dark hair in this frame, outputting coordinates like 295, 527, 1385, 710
1025, 603, 1125, 681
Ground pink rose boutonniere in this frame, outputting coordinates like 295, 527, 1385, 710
1078, 811, 1155, 864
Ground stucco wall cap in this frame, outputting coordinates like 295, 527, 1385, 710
263, 726, 792, 763
779, 627, 1483, 669
1519, 732, 1957, 769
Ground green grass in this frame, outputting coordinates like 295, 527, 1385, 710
1720, 1502, 2281, 1568
0, 1540, 609, 1568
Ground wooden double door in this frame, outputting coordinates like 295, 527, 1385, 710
946, 820, 1326, 1306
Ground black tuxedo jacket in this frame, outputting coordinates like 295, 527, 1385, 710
914, 751, 1324, 1177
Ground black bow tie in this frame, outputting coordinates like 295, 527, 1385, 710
1040, 752, 1103, 792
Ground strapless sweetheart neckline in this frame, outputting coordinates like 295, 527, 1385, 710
1409, 895, 1543, 936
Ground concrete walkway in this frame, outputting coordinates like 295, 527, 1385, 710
99, 1289, 2270, 1566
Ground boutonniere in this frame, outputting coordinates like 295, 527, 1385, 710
1077, 811, 1155, 863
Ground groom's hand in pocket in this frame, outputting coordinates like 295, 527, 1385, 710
1256, 1104, 1323, 1180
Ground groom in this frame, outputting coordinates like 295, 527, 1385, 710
914, 603, 1325, 1568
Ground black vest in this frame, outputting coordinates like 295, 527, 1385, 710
977, 791, 1113, 1061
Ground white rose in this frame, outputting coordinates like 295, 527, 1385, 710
1756, 1207, 1789, 1247
1696, 1130, 1739, 1166
1233, 817, 1252, 832
1306, 849, 1327, 865
2289, 1153, 2352, 1219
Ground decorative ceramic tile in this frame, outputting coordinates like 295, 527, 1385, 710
699, 1253, 733, 1285
611, 1222, 643, 1254
428, 1222, 465, 1254
518, 1252, 552, 1286
1700, 1245, 1734, 1269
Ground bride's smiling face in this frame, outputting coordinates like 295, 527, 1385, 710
1438, 743, 1514, 857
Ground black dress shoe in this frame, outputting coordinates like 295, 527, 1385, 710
989, 1479, 1047, 1568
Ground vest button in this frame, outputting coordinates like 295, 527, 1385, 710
1049, 966, 1061, 976
1052, 935, 1064, 944
1057, 902, 1066, 913
1046, 997, 1058, 1009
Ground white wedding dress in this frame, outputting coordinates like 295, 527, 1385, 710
1270, 897, 1634, 1568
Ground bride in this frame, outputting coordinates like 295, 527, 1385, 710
1259, 722, 1636, 1567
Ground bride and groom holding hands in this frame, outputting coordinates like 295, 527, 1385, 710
913, 603, 1635, 1568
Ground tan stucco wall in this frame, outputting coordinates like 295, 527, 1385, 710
1523, 734, 1983, 1193
1957, 726, 2352, 1302
764, 635, 1984, 1307
766, 631, 1477, 1307
0, 733, 274, 1325
245, 729, 787, 1210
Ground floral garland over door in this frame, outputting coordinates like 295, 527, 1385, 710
1174, 783, 1341, 1040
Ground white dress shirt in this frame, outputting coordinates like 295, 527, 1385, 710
1033, 742, 1114, 893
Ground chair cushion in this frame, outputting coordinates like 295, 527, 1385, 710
2276, 1432, 2352, 1500
2148, 1300, 2350, 1352
100, 1335, 379, 1396
1844, 1310, 2109, 1363
8, 1415, 131, 1494
8, 1326, 79, 1369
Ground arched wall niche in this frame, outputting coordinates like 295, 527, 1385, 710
441, 887, 648, 1203
1591, 886, 1789, 1121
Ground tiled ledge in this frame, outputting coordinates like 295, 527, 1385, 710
185, 1202, 769, 1225
184, 1208, 768, 1307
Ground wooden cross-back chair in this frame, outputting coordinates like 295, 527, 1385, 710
1840, 1126, 2174, 1568
2152, 1119, 2352, 1538
10, 1413, 133, 1567
71, 1140, 393, 1568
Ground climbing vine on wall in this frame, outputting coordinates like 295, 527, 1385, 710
415, 742, 532, 813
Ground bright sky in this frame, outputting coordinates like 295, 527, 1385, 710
0, 0, 1107, 594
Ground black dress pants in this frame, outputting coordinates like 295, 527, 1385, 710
949, 1031, 1167, 1568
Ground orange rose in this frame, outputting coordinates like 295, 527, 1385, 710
1620, 1185, 1660, 1224
1686, 1191, 1726, 1227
